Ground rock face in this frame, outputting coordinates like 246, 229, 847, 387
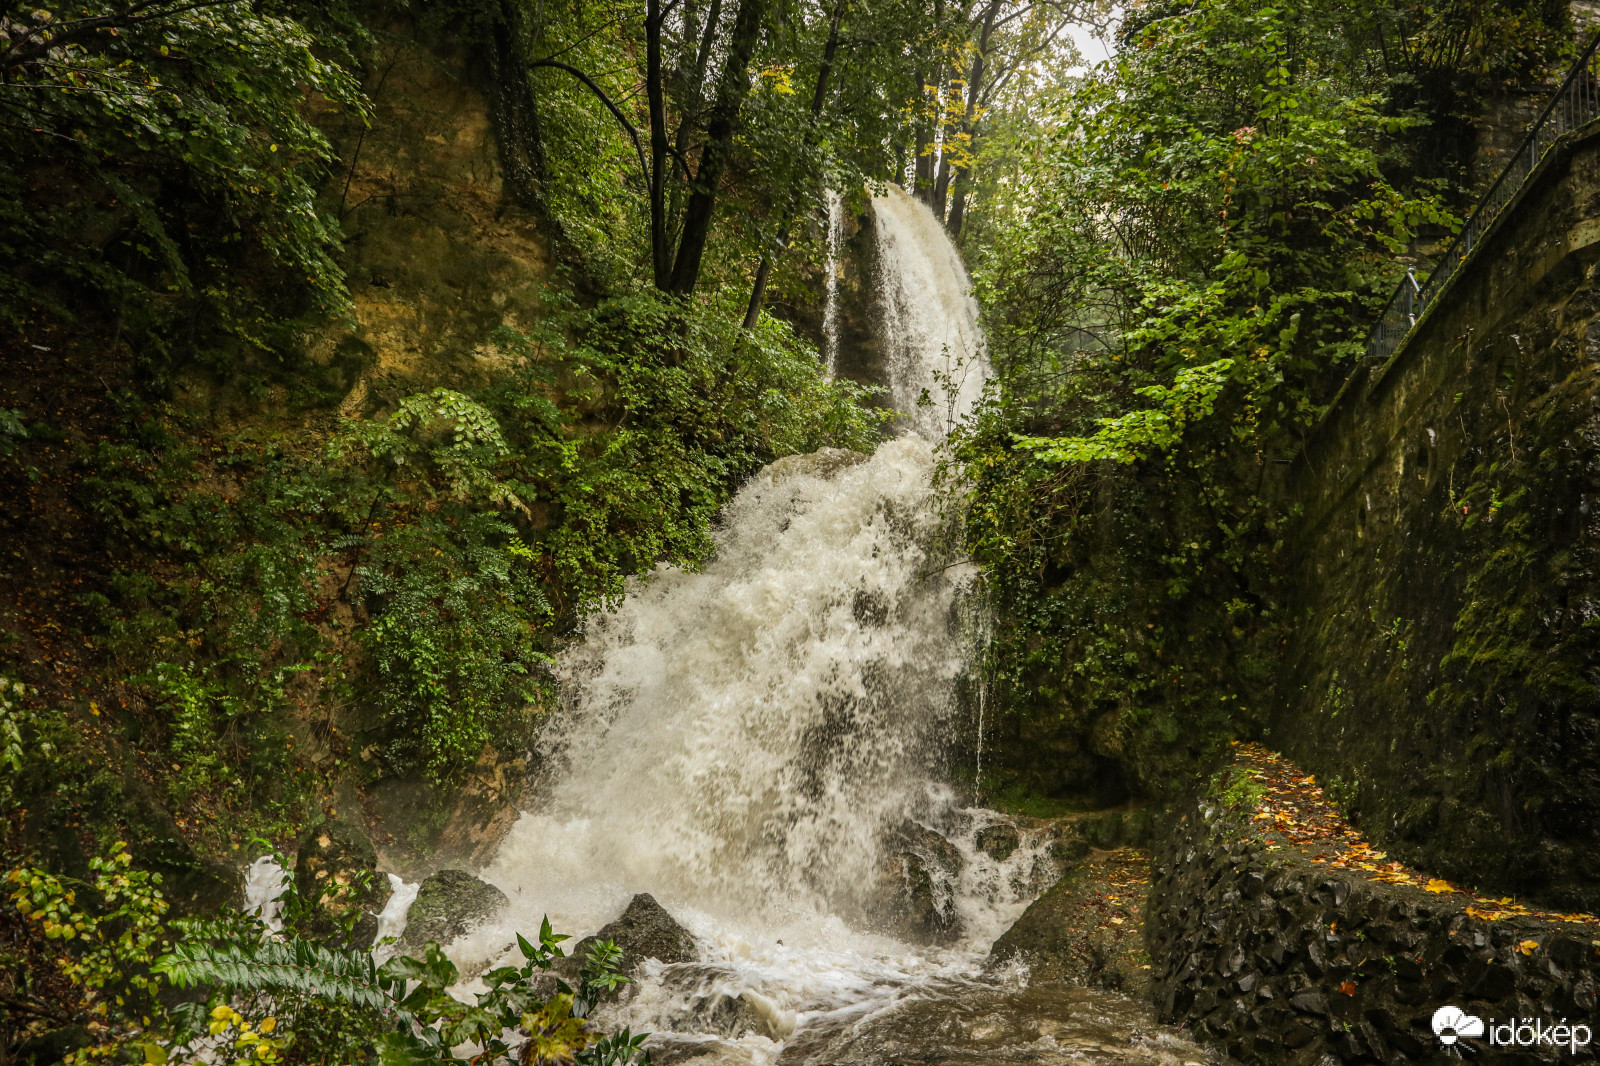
400, 868, 508, 950
568, 893, 699, 975
364, 746, 529, 881
987, 844, 1149, 996
1148, 802, 1600, 1065
759, 447, 870, 485
974, 821, 1021, 862
878, 820, 966, 944
293, 818, 392, 948
307, 22, 553, 418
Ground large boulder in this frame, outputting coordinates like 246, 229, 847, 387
293, 818, 392, 949
877, 820, 965, 944
987, 846, 1149, 996
566, 893, 698, 976
400, 868, 508, 950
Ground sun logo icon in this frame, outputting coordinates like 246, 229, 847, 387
1433, 1006, 1485, 1048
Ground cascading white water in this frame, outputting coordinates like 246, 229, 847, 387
460, 188, 1211, 1065
870, 184, 988, 439
820, 190, 845, 374
495, 439, 973, 921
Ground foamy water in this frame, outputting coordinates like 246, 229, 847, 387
412, 190, 1212, 1065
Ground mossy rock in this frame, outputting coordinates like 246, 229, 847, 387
294, 817, 391, 948
400, 868, 508, 950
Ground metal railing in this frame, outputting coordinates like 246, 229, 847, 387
1364, 31, 1600, 364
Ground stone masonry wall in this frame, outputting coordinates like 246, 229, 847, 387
1148, 803, 1600, 1064
1277, 123, 1600, 912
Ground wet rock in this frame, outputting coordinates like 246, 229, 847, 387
975, 821, 1021, 862
761, 448, 870, 485
987, 847, 1150, 997
568, 892, 699, 975
699, 991, 785, 1040
293, 817, 392, 948
879, 820, 965, 944
400, 868, 508, 950
364, 752, 527, 880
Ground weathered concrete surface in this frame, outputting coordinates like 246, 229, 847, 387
1278, 124, 1600, 911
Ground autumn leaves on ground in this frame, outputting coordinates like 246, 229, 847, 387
1229, 743, 1600, 929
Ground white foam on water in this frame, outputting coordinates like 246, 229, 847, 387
455, 190, 1211, 1064
374, 873, 420, 962
243, 855, 290, 933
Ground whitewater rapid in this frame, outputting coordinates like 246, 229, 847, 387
435, 187, 1212, 1065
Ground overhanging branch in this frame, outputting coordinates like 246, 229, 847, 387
526, 57, 650, 185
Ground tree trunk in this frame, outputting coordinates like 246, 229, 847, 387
668, 0, 769, 294
913, 69, 936, 200
669, 0, 723, 240
647, 0, 672, 288
742, 0, 846, 329
913, 0, 946, 202
943, 0, 1002, 233
946, 149, 973, 235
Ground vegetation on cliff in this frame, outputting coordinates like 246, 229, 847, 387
945, 0, 1574, 801
0, 0, 1588, 1057
0, 0, 1097, 1058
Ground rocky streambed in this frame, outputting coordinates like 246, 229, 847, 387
280, 806, 1222, 1066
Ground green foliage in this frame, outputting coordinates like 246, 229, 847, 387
945, 0, 1556, 794
489, 289, 887, 613
157, 914, 648, 1065
1013, 359, 1235, 464
157, 936, 395, 1013
0, 408, 25, 457
1, 821, 646, 1065
6, 841, 180, 1062
1211, 764, 1267, 810
0, 677, 42, 791
0, 0, 368, 350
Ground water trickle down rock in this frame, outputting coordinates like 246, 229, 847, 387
879, 820, 966, 944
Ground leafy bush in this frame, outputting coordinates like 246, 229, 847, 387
0, 0, 367, 352
3, 838, 649, 1065
949, 0, 1488, 794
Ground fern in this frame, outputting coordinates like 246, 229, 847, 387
154, 937, 404, 1018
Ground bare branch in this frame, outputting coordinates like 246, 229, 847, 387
526, 57, 650, 184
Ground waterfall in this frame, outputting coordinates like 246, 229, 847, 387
465, 190, 1200, 1064
821, 190, 845, 374
478, 187, 1001, 951
870, 184, 988, 438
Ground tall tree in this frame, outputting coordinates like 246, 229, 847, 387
666, 0, 771, 292
742, 0, 849, 329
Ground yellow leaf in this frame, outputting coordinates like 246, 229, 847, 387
1518, 939, 1539, 955
1425, 879, 1454, 894
260, 1018, 276, 1034
142, 1042, 167, 1065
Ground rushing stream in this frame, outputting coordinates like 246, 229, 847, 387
424, 186, 1215, 1064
